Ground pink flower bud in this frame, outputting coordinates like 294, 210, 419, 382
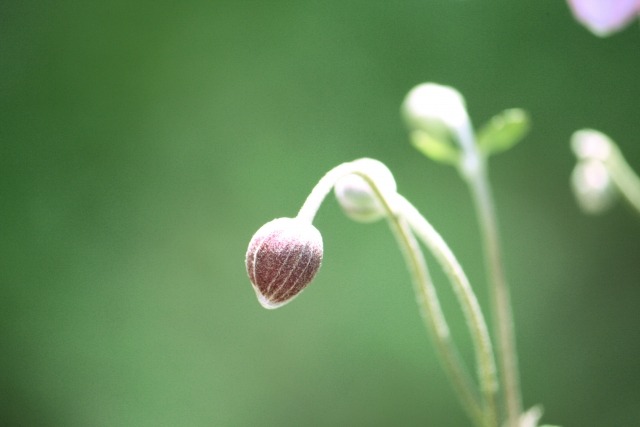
245, 217, 323, 309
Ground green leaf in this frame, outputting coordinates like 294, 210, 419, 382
476, 108, 530, 156
409, 129, 460, 166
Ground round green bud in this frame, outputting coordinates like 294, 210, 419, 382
571, 129, 613, 162
334, 158, 397, 223
402, 83, 471, 143
571, 160, 617, 214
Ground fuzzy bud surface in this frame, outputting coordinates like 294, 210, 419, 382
402, 83, 471, 141
571, 160, 616, 214
334, 158, 397, 223
246, 217, 323, 309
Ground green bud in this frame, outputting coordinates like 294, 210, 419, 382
334, 158, 397, 223
571, 129, 613, 162
402, 83, 471, 165
571, 160, 617, 214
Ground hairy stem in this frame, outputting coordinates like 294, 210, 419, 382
388, 213, 488, 426
298, 159, 500, 426
465, 169, 522, 426
397, 195, 498, 427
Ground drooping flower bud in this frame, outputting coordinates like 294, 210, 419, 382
571, 159, 617, 214
334, 158, 397, 223
571, 129, 613, 162
402, 83, 482, 178
245, 217, 323, 309
570, 129, 619, 214
403, 83, 471, 138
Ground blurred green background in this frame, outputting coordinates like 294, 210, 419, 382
2, 1, 639, 426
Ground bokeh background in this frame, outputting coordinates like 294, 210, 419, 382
2, 1, 640, 426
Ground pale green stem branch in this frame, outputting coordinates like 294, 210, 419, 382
607, 146, 640, 214
397, 195, 499, 427
386, 208, 487, 427
464, 167, 522, 427
297, 160, 498, 426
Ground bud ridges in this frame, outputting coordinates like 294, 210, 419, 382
246, 217, 323, 309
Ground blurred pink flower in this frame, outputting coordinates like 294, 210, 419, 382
567, 0, 640, 36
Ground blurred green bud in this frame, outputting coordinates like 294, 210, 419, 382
403, 83, 470, 135
571, 129, 613, 162
402, 83, 471, 165
570, 129, 621, 215
571, 159, 617, 214
334, 158, 397, 223
477, 109, 530, 156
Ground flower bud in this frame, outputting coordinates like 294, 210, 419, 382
402, 83, 483, 178
571, 159, 617, 214
567, 0, 640, 37
571, 129, 613, 162
402, 83, 471, 145
334, 158, 397, 223
245, 217, 323, 309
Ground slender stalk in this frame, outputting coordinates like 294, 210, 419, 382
608, 146, 640, 214
387, 210, 487, 427
297, 162, 357, 223
397, 195, 498, 427
465, 168, 522, 426
403, 81, 523, 424
358, 173, 496, 426
297, 160, 498, 426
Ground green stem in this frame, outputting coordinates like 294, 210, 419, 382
465, 167, 522, 427
607, 145, 640, 214
298, 161, 497, 427
397, 195, 498, 427
387, 209, 487, 427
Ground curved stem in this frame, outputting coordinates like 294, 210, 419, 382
607, 146, 640, 214
388, 212, 487, 426
465, 168, 522, 427
298, 160, 505, 425
397, 195, 499, 427
297, 162, 358, 223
